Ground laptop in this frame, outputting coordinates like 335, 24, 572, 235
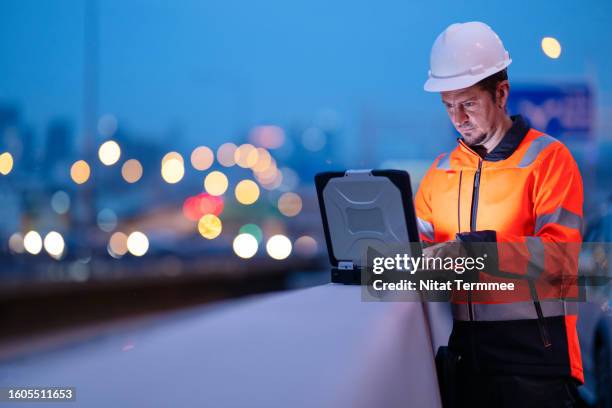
315, 169, 422, 285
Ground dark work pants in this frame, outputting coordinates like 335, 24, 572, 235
455, 361, 583, 408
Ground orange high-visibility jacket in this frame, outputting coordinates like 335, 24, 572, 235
415, 115, 584, 382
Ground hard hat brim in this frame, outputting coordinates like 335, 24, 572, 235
423, 60, 511, 92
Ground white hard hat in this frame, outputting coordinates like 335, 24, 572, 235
424, 21, 512, 92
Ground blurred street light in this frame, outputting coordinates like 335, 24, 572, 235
266, 234, 292, 260
198, 214, 222, 239
44, 231, 65, 259
235, 179, 260, 205
191, 146, 214, 171
204, 171, 229, 196
0, 152, 14, 175
127, 231, 149, 256
23, 231, 43, 255
97, 208, 117, 232
541, 37, 562, 59
234, 144, 259, 168
217, 143, 237, 167
161, 154, 185, 184
121, 159, 143, 183
71, 160, 91, 184
278, 192, 302, 217
98, 140, 121, 165
294, 235, 318, 257
8, 233, 25, 254
109, 232, 128, 257
233, 233, 258, 259
51, 191, 71, 214
249, 126, 285, 149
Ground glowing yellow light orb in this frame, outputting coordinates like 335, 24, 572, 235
0, 152, 14, 175
198, 214, 223, 239
541, 37, 562, 59
161, 158, 184, 184
234, 179, 260, 205
204, 171, 229, 196
70, 160, 91, 184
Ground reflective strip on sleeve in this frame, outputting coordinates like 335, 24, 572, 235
518, 135, 558, 168
436, 153, 451, 170
526, 237, 546, 279
452, 301, 578, 321
417, 217, 434, 241
535, 207, 583, 235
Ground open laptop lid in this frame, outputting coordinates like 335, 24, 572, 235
315, 169, 421, 269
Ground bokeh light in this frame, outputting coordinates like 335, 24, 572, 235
217, 143, 237, 167
8, 232, 25, 254
162, 151, 184, 166
234, 144, 259, 168
182, 193, 224, 221
98, 140, 121, 165
122, 159, 143, 183
249, 126, 285, 149
98, 114, 118, 137
70, 160, 91, 184
191, 146, 214, 171
161, 155, 185, 184
301, 127, 326, 152
233, 233, 259, 259
239, 224, 263, 243
0, 152, 14, 175
541, 37, 562, 59
198, 214, 222, 239
97, 208, 118, 232
278, 192, 302, 217
23, 231, 43, 255
294, 235, 318, 257
279, 167, 300, 191
254, 159, 283, 190
266, 234, 292, 260
262, 218, 286, 237
51, 191, 70, 214
252, 148, 272, 172
254, 160, 278, 182
44, 231, 65, 258
127, 231, 149, 256
234, 179, 260, 205
109, 232, 128, 257
204, 171, 229, 196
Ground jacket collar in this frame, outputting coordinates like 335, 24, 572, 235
458, 115, 530, 162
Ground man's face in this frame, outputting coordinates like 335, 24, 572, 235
440, 85, 499, 146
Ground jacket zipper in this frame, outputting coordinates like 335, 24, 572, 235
468, 157, 482, 372
467, 159, 482, 322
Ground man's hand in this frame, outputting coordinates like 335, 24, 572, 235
422, 240, 465, 260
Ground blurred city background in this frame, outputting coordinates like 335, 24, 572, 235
1, 0, 611, 306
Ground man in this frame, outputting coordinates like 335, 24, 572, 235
415, 22, 584, 407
